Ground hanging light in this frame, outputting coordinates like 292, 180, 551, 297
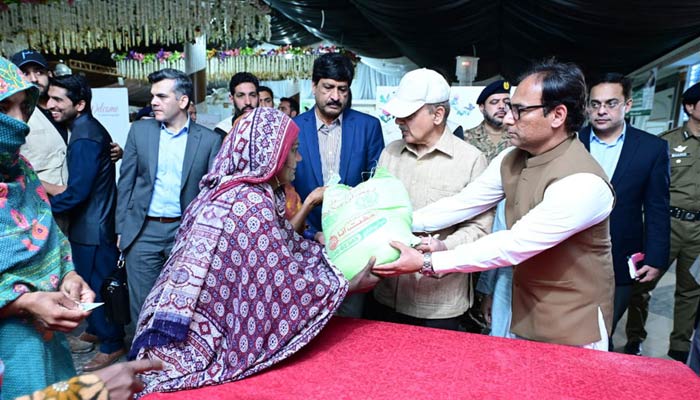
54, 61, 72, 76
455, 56, 479, 86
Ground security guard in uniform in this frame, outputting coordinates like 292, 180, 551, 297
463, 80, 512, 160
625, 82, 700, 362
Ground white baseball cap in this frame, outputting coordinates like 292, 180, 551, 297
383, 68, 450, 118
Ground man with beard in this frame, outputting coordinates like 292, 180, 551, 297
41, 74, 126, 371
10, 50, 123, 234
464, 80, 512, 160
214, 72, 259, 136
293, 53, 384, 317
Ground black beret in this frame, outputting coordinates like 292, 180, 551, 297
682, 82, 700, 105
476, 80, 511, 105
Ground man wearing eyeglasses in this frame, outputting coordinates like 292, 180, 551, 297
578, 73, 670, 354
374, 59, 616, 350
626, 82, 700, 363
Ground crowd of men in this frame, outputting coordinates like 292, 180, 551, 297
10, 47, 700, 373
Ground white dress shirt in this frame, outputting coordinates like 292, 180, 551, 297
412, 147, 615, 274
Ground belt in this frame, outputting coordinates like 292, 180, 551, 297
146, 216, 181, 223
670, 207, 700, 222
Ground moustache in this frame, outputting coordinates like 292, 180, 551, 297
326, 100, 342, 108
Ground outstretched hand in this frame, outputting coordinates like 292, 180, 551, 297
348, 256, 381, 293
372, 241, 423, 277
94, 359, 164, 400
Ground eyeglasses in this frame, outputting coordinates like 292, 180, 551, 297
588, 99, 626, 110
504, 103, 546, 120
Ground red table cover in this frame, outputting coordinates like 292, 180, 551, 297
144, 317, 700, 399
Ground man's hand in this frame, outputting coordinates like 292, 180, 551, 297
60, 271, 95, 303
93, 359, 164, 399
636, 265, 661, 283
480, 294, 493, 325
414, 234, 447, 253
19, 291, 90, 332
348, 256, 381, 293
372, 241, 423, 277
110, 142, 124, 163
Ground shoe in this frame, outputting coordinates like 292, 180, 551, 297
78, 332, 99, 343
68, 336, 95, 354
667, 349, 689, 363
82, 348, 126, 372
624, 341, 642, 356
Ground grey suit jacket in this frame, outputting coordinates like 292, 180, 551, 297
116, 119, 222, 250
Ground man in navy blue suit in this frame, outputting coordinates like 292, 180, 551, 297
293, 53, 384, 316
42, 74, 126, 370
578, 73, 670, 351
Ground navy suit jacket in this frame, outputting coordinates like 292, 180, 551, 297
50, 113, 116, 246
293, 107, 384, 233
579, 124, 670, 285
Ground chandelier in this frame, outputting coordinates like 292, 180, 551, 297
0, 0, 271, 54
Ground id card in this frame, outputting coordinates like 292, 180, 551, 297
79, 302, 104, 312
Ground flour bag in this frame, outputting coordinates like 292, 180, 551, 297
322, 167, 419, 279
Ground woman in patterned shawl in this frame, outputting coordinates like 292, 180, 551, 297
0, 56, 93, 398
131, 107, 377, 395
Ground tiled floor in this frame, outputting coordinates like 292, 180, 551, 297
612, 262, 677, 359
71, 264, 687, 371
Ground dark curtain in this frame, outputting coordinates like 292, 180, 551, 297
266, 0, 700, 81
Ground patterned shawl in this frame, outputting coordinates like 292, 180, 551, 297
131, 107, 347, 395
0, 56, 73, 309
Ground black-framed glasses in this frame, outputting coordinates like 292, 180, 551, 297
588, 99, 626, 110
504, 103, 546, 120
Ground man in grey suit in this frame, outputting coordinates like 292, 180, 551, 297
117, 69, 222, 325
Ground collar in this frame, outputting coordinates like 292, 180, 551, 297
315, 108, 343, 132
401, 126, 456, 158
682, 123, 700, 141
590, 122, 626, 145
161, 117, 191, 137
526, 136, 575, 168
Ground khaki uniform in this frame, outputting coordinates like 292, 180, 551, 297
626, 124, 700, 353
463, 121, 510, 162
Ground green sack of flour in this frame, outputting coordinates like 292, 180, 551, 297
322, 167, 419, 280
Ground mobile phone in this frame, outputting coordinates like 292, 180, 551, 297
627, 252, 645, 279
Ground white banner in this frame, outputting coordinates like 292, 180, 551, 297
91, 88, 129, 179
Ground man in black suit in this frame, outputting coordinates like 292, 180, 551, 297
117, 69, 222, 326
43, 74, 126, 370
578, 73, 670, 351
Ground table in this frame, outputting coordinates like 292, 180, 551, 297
144, 317, 700, 399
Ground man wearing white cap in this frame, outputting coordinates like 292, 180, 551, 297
365, 68, 492, 330
374, 60, 616, 349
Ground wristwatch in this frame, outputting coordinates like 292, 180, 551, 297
420, 252, 435, 276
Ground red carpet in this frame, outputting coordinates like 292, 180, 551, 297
144, 317, 700, 399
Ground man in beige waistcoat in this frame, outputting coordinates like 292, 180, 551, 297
374, 59, 616, 349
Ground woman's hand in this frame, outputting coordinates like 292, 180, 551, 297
60, 271, 95, 304
348, 256, 381, 293
304, 186, 326, 207
15, 291, 90, 332
94, 359, 164, 400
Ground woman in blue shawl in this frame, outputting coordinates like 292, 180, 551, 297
0, 56, 93, 399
